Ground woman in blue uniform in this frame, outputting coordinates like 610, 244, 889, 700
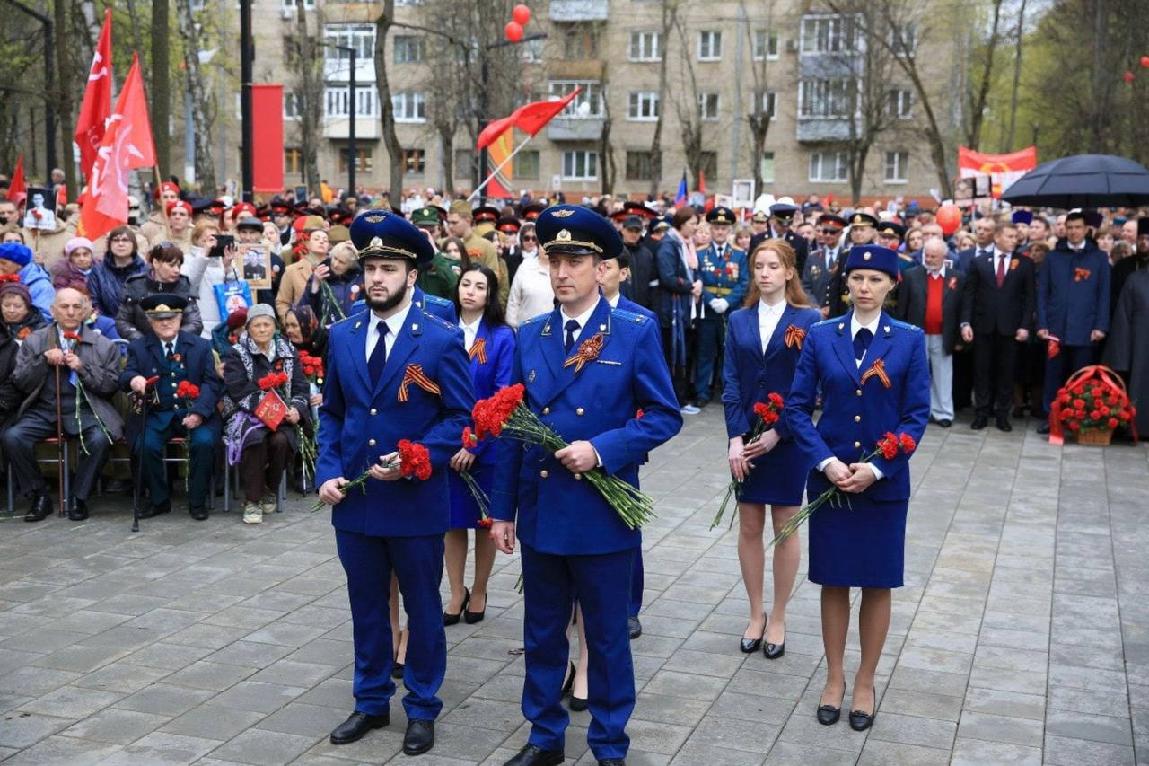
445, 264, 515, 625
786, 244, 929, 731
722, 240, 821, 659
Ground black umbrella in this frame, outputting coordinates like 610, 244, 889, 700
1001, 153, 1149, 208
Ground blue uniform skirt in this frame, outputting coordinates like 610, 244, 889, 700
448, 460, 495, 530
736, 438, 807, 506
807, 493, 907, 588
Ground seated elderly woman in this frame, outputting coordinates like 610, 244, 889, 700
222, 304, 311, 524
0, 281, 46, 433
116, 242, 204, 341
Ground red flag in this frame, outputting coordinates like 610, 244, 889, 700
74, 10, 113, 180
476, 88, 582, 150
697, 168, 707, 196
80, 54, 156, 241
7, 155, 25, 207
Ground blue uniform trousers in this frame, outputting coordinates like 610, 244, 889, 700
522, 543, 635, 761
139, 414, 216, 509
693, 317, 725, 402
1042, 344, 1095, 414
335, 529, 446, 721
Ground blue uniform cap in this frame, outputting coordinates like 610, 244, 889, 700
1011, 210, 1033, 225
844, 244, 900, 278
0, 242, 32, 267
349, 208, 434, 267
140, 293, 188, 320
535, 204, 622, 259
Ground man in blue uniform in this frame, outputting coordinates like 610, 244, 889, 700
802, 214, 845, 316
1036, 210, 1110, 434
694, 206, 749, 408
317, 209, 474, 756
121, 294, 222, 521
490, 205, 682, 766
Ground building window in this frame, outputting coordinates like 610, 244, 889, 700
886, 88, 913, 119
324, 24, 375, 67
325, 87, 377, 118
884, 150, 908, 183
395, 0, 424, 5
760, 152, 775, 183
753, 30, 779, 60
697, 92, 720, 121
392, 91, 426, 122
393, 36, 424, 64
800, 14, 859, 54
627, 91, 660, 121
890, 22, 917, 57
562, 150, 598, 181
284, 92, 301, 120
799, 79, 853, 118
402, 148, 426, 176
626, 151, 658, 181
628, 31, 661, 61
338, 146, 373, 173
809, 151, 848, 182
514, 150, 540, 179
281, 0, 314, 10
698, 30, 723, 61
560, 23, 599, 59
454, 150, 474, 178
549, 81, 603, 118
755, 90, 776, 119
520, 37, 545, 63
285, 147, 302, 175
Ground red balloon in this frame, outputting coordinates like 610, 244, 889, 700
504, 21, 523, 43
1124, 70, 1136, 85
1141, 55, 1149, 69
512, 3, 531, 25
936, 205, 962, 236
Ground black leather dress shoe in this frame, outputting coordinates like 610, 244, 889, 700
627, 616, 642, 640
443, 587, 469, 626
1037, 422, 1051, 435
937, 419, 952, 428
598, 760, 626, 766
67, 498, 89, 521
402, 719, 434, 755
996, 418, 1013, 432
763, 641, 785, 659
189, 507, 209, 521
848, 708, 875, 731
504, 744, 565, 766
329, 710, 389, 744
970, 416, 988, 430
140, 499, 172, 520
24, 494, 52, 523
817, 703, 841, 725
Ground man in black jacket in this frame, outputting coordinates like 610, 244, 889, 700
618, 215, 656, 310
960, 222, 1035, 431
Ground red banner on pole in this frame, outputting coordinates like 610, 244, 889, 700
958, 146, 1037, 199
251, 85, 284, 195
75, 10, 113, 181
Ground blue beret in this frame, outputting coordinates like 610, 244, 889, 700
1011, 210, 1033, 225
535, 204, 622, 259
349, 209, 433, 267
0, 242, 31, 267
844, 244, 899, 278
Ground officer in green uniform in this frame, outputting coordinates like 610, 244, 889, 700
412, 207, 460, 300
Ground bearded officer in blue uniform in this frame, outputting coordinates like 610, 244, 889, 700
489, 205, 682, 766
317, 209, 474, 756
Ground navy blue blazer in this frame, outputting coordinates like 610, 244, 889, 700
465, 319, 515, 462
317, 306, 475, 537
1037, 241, 1110, 345
722, 303, 822, 440
615, 294, 657, 323
785, 311, 930, 502
489, 298, 682, 555
119, 331, 223, 422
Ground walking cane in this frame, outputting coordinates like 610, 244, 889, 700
54, 364, 65, 518
131, 376, 159, 534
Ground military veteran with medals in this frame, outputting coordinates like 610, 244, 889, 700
121, 294, 222, 521
488, 205, 682, 766
317, 209, 474, 757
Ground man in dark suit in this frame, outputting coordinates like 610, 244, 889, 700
802, 214, 845, 316
955, 215, 997, 275
897, 240, 964, 427
960, 222, 1035, 431
616, 214, 656, 311
121, 294, 223, 520
751, 202, 809, 274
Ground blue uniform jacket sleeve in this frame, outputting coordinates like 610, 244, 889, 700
721, 319, 749, 439
316, 333, 347, 486
656, 238, 692, 294
784, 330, 835, 469
867, 331, 930, 481
589, 321, 683, 474
488, 345, 526, 523
1095, 258, 1111, 333
470, 329, 516, 462
1036, 259, 1050, 332
421, 330, 475, 469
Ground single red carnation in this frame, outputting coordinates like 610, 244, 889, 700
1073, 398, 1085, 410
477, 517, 493, 529
1068, 421, 1081, 431
397, 439, 432, 481
898, 433, 917, 454
768, 392, 785, 407
1090, 409, 1101, 420
1109, 418, 1119, 429
877, 433, 899, 460
462, 427, 478, 447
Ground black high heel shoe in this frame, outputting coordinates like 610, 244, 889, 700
848, 708, 875, 731
763, 626, 785, 659
464, 591, 486, 624
443, 587, 470, 626
561, 661, 576, 697
817, 688, 845, 726
740, 620, 767, 653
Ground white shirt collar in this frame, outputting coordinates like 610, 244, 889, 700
758, 298, 785, 315
606, 293, 620, 309
851, 312, 882, 339
372, 301, 412, 338
459, 315, 481, 334
559, 299, 600, 332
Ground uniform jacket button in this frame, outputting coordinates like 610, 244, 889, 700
854, 415, 861, 422
539, 469, 549, 479
574, 473, 583, 480
855, 389, 863, 396
854, 440, 862, 448
370, 408, 377, 416
576, 407, 585, 416
368, 438, 376, 446
542, 407, 550, 415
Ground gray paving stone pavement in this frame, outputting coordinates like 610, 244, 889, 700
1, 409, 1147, 764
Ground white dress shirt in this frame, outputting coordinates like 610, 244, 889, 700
559, 301, 599, 345
758, 298, 786, 354
459, 316, 481, 352
366, 302, 412, 362
818, 312, 885, 479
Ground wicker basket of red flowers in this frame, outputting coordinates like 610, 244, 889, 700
1049, 365, 1137, 446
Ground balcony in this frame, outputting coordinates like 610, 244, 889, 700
796, 117, 860, 143
547, 117, 604, 141
549, 0, 608, 22
323, 116, 381, 140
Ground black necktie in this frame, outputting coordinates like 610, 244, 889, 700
369, 322, 388, 384
165, 342, 174, 360
564, 320, 580, 353
854, 328, 873, 361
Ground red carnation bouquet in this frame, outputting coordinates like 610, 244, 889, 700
712, 393, 785, 530
1050, 365, 1136, 445
769, 431, 917, 546
471, 383, 654, 529
176, 380, 200, 408
299, 352, 325, 387
312, 439, 432, 511
59, 329, 114, 455
258, 371, 289, 391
